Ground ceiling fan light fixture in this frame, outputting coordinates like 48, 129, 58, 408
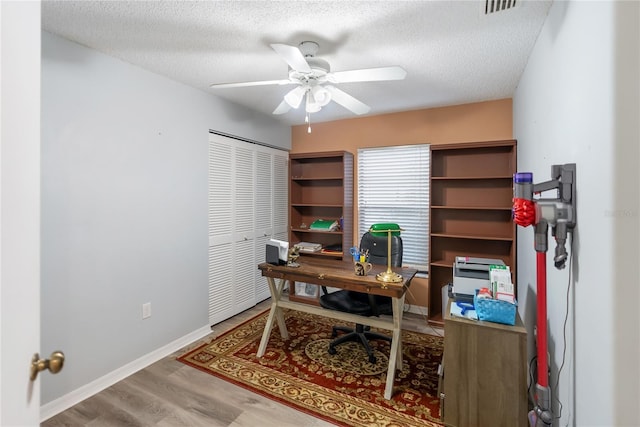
305, 91, 322, 113
311, 85, 331, 107
283, 86, 305, 108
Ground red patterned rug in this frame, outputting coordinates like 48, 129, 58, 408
178, 309, 444, 426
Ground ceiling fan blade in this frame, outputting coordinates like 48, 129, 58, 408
324, 86, 370, 115
328, 66, 407, 83
270, 43, 312, 73
209, 79, 291, 89
272, 100, 291, 115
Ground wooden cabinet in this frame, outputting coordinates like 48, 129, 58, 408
442, 301, 528, 427
428, 140, 516, 324
288, 151, 353, 304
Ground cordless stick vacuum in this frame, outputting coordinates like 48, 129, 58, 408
513, 164, 576, 427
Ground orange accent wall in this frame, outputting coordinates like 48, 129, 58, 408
291, 99, 512, 152
290, 99, 513, 310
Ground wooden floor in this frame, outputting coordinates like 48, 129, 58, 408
42, 298, 443, 427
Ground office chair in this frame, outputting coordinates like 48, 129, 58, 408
319, 231, 403, 363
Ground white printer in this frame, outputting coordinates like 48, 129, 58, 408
452, 256, 505, 299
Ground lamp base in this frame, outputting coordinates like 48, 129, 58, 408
376, 270, 403, 283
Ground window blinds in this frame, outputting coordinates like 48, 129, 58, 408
357, 145, 430, 270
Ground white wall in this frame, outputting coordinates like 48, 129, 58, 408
40, 31, 290, 407
514, 1, 639, 426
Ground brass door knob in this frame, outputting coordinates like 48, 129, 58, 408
30, 351, 65, 381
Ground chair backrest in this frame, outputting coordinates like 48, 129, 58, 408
359, 231, 403, 267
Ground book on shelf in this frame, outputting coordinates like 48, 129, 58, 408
320, 243, 342, 255
320, 248, 342, 255
309, 219, 339, 231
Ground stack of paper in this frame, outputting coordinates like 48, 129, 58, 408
295, 242, 322, 253
490, 265, 515, 304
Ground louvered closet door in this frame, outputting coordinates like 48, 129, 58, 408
272, 153, 289, 240
233, 144, 256, 314
254, 149, 272, 303
209, 135, 255, 325
253, 147, 289, 302
208, 137, 235, 324
208, 133, 288, 325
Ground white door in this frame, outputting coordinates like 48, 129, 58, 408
208, 134, 288, 324
208, 134, 256, 324
232, 144, 256, 313
272, 153, 289, 242
208, 137, 235, 323
254, 148, 288, 302
0, 1, 42, 425
253, 150, 273, 302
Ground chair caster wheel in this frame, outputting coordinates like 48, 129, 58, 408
331, 331, 338, 338
368, 355, 376, 364
328, 347, 337, 355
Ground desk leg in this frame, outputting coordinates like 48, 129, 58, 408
257, 277, 289, 358
393, 295, 405, 371
384, 295, 406, 400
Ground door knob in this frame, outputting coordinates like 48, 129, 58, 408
30, 351, 65, 381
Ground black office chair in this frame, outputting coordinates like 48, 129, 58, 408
319, 231, 403, 363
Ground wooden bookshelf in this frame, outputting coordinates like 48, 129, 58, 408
288, 151, 354, 304
428, 140, 517, 325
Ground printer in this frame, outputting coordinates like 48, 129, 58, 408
452, 256, 505, 300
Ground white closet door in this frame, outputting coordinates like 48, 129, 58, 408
208, 133, 288, 325
273, 153, 289, 238
253, 147, 289, 302
208, 137, 235, 324
232, 144, 256, 314
254, 149, 273, 302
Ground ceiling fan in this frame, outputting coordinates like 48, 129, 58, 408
209, 41, 406, 131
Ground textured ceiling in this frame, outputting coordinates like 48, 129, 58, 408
41, 0, 552, 126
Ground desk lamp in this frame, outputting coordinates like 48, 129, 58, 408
369, 223, 403, 283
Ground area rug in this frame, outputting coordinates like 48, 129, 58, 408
178, 309, 444, 427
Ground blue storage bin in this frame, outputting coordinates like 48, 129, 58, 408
474, 294, 517, 326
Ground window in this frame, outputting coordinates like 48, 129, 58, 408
357, 145, 430, 271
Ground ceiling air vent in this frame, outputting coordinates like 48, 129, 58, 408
485, 0, 519, 14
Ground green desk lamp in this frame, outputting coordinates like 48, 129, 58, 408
369, 223, 403, 283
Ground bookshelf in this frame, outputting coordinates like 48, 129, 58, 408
428, 140, 517, 325
288, 151, 353, 304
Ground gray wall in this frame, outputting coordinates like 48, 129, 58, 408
513, 1, 639, 425
40, 31, 290, 405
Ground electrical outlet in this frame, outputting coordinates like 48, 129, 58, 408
142, 302, 151, 319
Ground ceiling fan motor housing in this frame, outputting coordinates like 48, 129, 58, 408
298, 41, 319, 57
289, 57, 330, 83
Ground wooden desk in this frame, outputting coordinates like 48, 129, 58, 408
257, 258, 417, 400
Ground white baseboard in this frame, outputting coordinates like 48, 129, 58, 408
40, 325, 212, 422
